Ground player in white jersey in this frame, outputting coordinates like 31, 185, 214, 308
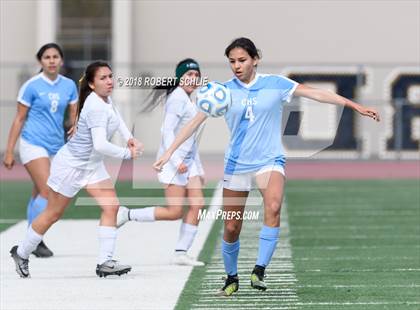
10, 61, 142, 278
3, 43, 78, 257
117, 59, 205, 266
154, 38, 380, 295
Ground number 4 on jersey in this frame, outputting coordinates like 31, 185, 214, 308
245, 106, 255, 122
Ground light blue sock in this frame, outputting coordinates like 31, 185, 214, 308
26, 197, 35, 226
28, 195, 48, 225
221, 239, 240, 276
256, 225, 280, 267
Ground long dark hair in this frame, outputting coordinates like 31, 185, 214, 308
36, 43, 64, 72
224, 37, 261, 59
77, 61, 111, 118
141, 58, 200, 112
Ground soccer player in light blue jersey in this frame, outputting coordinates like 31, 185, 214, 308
154, 37, 380, 296
3, 43, 78, 257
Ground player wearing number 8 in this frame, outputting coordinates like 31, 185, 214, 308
3, 43, 78, 257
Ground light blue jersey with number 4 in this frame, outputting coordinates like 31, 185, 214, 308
223, 74, 298, 174
18, 73, 78, 155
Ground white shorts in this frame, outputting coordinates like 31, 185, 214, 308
158, 159, 204, 186
19, 138, 53, 164
47, 158, 110, 198
223, 165, 285, 192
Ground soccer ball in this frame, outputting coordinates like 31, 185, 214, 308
196, 81, 231, 117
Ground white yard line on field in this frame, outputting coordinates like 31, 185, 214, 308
190, 193, 299, 309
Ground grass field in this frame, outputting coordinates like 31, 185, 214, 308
1, 179, 419, 309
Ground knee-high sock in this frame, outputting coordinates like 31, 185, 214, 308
28, 195, 48, 225
129, 207, 155, 222
26, 197, 34, 226
97, 226, 117, 265
17, 225, 43, 259
175, 223, 198, 252
256, 225, 280, 267
222, 239, 240, 276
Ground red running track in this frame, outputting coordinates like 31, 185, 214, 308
1, 159, 418, 181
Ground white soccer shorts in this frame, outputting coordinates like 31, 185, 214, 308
19, 138, 53, 164
47, 159, 110, 198
158, 159, 204, 186
223, 164, 285, 192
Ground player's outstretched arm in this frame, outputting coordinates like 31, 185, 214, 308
153, 111, 208, 171
294, 84, 380, 122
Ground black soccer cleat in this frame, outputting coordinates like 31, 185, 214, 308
215, 274, 239, 296
32, 241, 53, 258
251, 265, 267, 291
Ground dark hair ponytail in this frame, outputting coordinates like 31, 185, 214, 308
141, 80, 178, 113
224, 37, 261, 59
36, 43, 64, 73
77, 61, 111, 118
141, 58, 200, 112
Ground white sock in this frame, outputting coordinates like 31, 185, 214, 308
97, 226, 117, 265
17, 225, 43, 259
129, 207, 156, 222
175, 223, 198, 252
